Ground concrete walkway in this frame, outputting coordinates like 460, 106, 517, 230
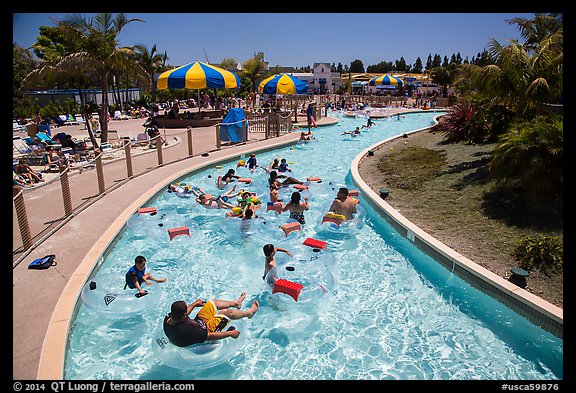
12, 115, 338, 380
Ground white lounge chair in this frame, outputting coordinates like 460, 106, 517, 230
13, 120, 26, 132
74, 114, 86, 124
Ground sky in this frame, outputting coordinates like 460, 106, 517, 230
13, 13, 538, 69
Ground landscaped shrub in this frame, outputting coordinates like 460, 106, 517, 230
490, 114, 563, 196
434, 100, 487, 143
511, 235, 563, 273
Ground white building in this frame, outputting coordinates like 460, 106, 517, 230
286, 63, 342, 94
311, 62, 341, 94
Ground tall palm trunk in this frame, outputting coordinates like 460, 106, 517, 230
77, 84, 99, 148
100, 72, 110, 142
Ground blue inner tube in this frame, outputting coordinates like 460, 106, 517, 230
81, 273, 164, 318
151, 317, 247, 370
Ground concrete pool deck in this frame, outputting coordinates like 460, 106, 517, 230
13, 110, 562, 380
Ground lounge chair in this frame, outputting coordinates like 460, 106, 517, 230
13, 120, 26, 132
13, 136, 45, 162
13, 136, 33, 155
35, 132, 58, 146
133, 132, 149, 146
74, 114, 86, 124
107, 130, 125, 147
56, 115, 68, 127
66, 114, 79, 126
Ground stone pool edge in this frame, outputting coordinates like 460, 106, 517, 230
349, 119, 563, 339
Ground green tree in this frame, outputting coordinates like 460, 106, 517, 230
460, 14, 562, 118
52, 13, 147, 142
425, 54, 432, 70
394, 57, 407, 71
13, 44, 39, 118
411, 57, 423, 73
219, 58, 237, 71
366, 61, 392, 73
490, 115, 563, 196
349, 59, 364, 73
242, 53, 266, 92
430, 64, 458, 98
24, 26, 103, 146
133, 43, 167, 103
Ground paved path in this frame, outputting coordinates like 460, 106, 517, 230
12, 115, 337, 380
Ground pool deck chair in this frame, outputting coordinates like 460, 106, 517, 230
35, 132, 57, 146
13, 120, 26, 132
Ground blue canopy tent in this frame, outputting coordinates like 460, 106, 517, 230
220, 108, 247, 143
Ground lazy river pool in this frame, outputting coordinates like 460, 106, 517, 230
64, 111, 562, 380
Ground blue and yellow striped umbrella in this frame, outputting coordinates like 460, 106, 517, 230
157, 61, 240, 90
258, 73, 308, 95
368, 74, 404, 88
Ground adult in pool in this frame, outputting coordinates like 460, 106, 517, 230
163, 293, 259, 346
328, 187, 357, 220
281, 191, 309, 225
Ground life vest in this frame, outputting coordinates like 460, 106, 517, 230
125, 265, 145, 289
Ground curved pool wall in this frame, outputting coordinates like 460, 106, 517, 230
350, 132, 563, 339
39, 110, 562, 379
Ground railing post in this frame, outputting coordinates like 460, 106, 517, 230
242, 119, 247, 142
265, 115, 269, 139
156, 137, 163, 165
13, 186, 33, 250
124, 141, 133, 178
187, 126, 194, 156
96, 154, 105, 194
59, 166, 73, 217
216, 124, 221, 149
275, 113, 280, 137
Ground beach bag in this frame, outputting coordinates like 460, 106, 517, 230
28, 254, 57, 270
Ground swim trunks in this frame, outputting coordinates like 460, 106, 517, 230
195, 300, 230, 332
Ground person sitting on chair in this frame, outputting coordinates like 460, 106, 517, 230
14, 160, 44, 183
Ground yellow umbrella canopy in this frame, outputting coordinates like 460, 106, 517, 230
258, 73, 308, 95
157, 61, 240, 90
368, 74, 404, 87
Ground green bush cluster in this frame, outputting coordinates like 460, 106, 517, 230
511, 235, 563, 273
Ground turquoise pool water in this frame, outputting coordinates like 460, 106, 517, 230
64, 111, 562, 380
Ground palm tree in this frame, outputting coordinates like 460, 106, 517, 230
506, 13, 563, 52
23, 28, 102, 147
52, 13, 148, 143
459, 14, 562, 118
242, 53, 266, 92
134, 44, 167, 103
